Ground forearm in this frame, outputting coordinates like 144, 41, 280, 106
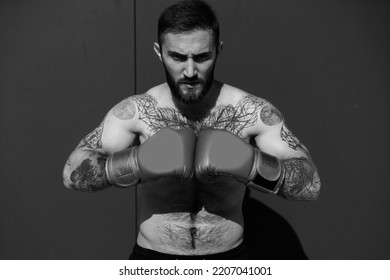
63, 149, 111, 192
278, 157, 321, 200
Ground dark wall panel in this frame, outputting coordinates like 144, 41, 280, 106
135, 0, 390, 259
0, 0, 136, 259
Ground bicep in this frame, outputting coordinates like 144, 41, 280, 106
65, 112, 136, 171
254, 122, 310, 160
80, 97, 141, 152
101, 111, 138, 154
72, 115, 136, 155
252, 99, 309, 159
81, 96, 140, 154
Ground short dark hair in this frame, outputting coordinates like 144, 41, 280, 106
158, 0, 220, 47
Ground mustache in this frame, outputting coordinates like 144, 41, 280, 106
177, 77, 204, 84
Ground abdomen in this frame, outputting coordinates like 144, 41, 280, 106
136, 177, 247, 255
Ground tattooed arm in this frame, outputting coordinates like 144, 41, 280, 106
62, 96, 140, 192
253, 99, 321, 200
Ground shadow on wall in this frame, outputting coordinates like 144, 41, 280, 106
243, 189, 308, 260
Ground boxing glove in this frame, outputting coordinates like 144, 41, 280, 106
106, 127, 196, 187
194, 128, 285, 194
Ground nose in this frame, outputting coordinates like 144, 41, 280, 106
183, 58, 197, 78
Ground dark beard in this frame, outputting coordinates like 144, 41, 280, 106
163, 64, 215, 104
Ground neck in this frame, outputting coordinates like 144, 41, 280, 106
171, 80, 223, 121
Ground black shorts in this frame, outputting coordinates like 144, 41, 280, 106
129, 242, 251, 260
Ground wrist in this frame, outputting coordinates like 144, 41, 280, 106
247, 150, 285, 194
105, 146, 141, 187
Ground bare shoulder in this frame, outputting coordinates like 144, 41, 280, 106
220, 84, 266, 108
107, 84, 167, 122
145, 83, 169, 101
109, 93, 148, 121
219, 83, 252, 105
220, 84, 285, 131
102, 91, 156, 139
100, 89, 162, 152
109, 95, 139, 121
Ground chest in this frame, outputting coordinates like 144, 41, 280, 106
134, 94, 263, 142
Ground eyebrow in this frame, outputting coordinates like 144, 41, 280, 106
167, 51, 213, 59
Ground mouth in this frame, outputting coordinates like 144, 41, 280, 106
181, 81, 201, 87
184, 83, 197, 88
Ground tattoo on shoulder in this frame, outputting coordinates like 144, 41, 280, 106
260, 103, 283, 126
280, 124, 309, 155
113, 97, 137, 120
78, 121, 104, 149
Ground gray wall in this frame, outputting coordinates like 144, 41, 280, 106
0, 0, 389, 259
0, 0, 136, 259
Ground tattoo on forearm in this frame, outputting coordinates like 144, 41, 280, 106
69, 153, 110, 192
280, 124, 309, 155
280, 158, 320, 200
113, 98, 137, 120
78, 121, 104, 149
134, 94, 266, 137
260, 104, 283, 126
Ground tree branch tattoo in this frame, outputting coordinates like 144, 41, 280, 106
78, 121, 104, 149
204, 96, 265, 136
280, 124, 309, 155
134, 94, 266, 137
280, 158, 320, 200
136, 94, 190, 132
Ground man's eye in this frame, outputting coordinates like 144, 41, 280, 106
194, 55, 212, 63
172, 55, 186, 61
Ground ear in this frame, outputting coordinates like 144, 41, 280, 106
153, 42, 162, 61
217, 41, 224, 55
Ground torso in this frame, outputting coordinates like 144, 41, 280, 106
131, 82, 266, 255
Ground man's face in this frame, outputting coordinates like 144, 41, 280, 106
155, 30, 221, 104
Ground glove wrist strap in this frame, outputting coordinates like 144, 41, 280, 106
247, 150, 285, 194
105, 146, 141, 188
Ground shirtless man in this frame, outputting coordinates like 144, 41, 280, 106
62, 0, 321, 259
